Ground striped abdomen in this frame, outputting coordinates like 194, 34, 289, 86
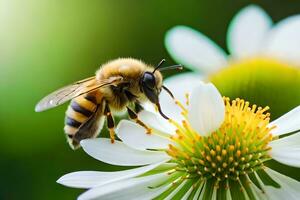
64, 94, 103, 148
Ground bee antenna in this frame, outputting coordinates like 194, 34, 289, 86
153, 59, 166, 73
156, 103, 169, 120
158, 64, 183, 72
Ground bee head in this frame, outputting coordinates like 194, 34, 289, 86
140, 59, 183, 120
140, 71, 159, 104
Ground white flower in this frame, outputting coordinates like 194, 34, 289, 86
164, 4, 300, 96
164, 4, 300, 122
58, 82, 300, 200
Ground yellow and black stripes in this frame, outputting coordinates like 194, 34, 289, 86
64, 94, 98, 136
65, 117, 81, 128
71, 101, 94, 117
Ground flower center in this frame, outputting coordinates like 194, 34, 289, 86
209, 57, 300, 119
166, 97, 275, 184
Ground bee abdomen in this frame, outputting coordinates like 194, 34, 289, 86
65, 117, 82, 128
71, 101, 94, 117
64, 95, 98, 135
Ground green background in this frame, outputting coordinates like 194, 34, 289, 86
1, 0, 300, 199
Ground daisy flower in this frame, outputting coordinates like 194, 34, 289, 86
58, 82, 300, 200
165, 4, 300, 119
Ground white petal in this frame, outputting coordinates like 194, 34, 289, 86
57, 161, 164, 189
188, 82, 225, 136
227, 5, 272, 58
141, 101, 156, 113
142, 88, 183, 124
269, 106, 300, 136
116, 120, 172, 151
78, 173, 170, 200
269, 131, 300, 167
264, 168, 300, 200
158, 73, 204, 124
165, 26, 228, 73
264, 15, 300, 65
164, 73, 203, 105
138, 110, 176, 134
81, 138, 170, 166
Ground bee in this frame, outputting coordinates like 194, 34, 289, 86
35, 58, 182, 149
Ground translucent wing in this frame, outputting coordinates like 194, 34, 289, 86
35, 76, 123, 112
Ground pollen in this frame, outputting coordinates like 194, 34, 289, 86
166, 97, 274, 182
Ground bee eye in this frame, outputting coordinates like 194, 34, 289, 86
142, 72, 156, 89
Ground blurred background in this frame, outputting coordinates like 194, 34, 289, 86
1, 0, 300, 199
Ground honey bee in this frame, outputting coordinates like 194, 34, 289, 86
35, 58, 182, 149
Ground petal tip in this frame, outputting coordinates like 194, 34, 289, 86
56, 175, 66, 185
227, 4, 272, 57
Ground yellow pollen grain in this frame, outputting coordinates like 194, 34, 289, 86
211, 163, 217, 168
206, 155, 212, 162
236, 150, 241, 157
210, 150, 216, 156
185, 93, 190, 106
182, 120, 199, 138
199, 159, 205, 165
201, 151, 205, 157
222, 149, 227, 156
242, 147, 249, 154
175, 100, 188, 114
168, 119, 185, 134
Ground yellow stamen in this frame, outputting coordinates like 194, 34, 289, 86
166, 97, 273, 181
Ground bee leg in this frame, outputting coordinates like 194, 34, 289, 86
134, 101, 144, 113
104, 104, 115, 143
127, 106, 152, 134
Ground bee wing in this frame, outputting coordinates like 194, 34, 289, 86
35, 76, 123, 112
